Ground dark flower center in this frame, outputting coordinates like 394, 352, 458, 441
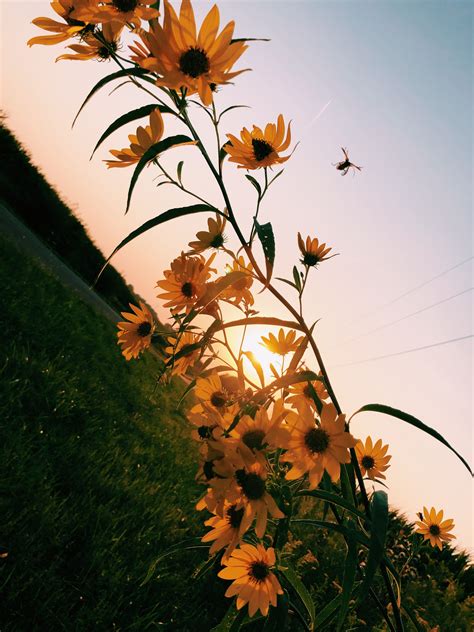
210, 233, 225, 248
137, 321, 152, 337
97, 41, 117, 60
235, 469, 266, 500
361, 455, 375, 470
303, 384, 313, 399
210, 391, 227, 408
203, 460, 215, 480
179, 343, 195, 357
181, 282, 195, 298
303, 253, 320, 267
179, 47, 210, 78
250, 560, 270, 582
113, 0, 138, 12
252, 138, 273, 162
197, 425, 213, 440
226, 504, 244, 529
242, 429, 266, 451
429, 524, 441, 536
304, 427, 330, 454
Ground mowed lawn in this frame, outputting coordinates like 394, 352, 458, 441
0, 236, 227, 631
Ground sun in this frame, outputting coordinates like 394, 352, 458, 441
241, 327, 286, 384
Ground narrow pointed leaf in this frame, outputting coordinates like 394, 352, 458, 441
294, 489, 368, 522
219, 141, 232, 167
358, 490, 388, 602
218, 105, 250, 123
352, 403, 472, 475
126, 135, 195, 212
72, 67, 152, 127
268, 169, 284, 187
210, 603, 246, 631
314, 593, 343, 628
242, 350, 265, 387
254, 220, 275, 287
177, 160, 184, 184
280, 565, 315, 630
230, 37, 270, 43
336, 537, 358, 631
90, 104, 175, 158
245, 174, 262, 196
275, 277, 298, 291
262, 591, 289, 631
94, 204, 219, 284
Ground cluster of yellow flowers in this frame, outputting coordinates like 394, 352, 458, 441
29, 0, 459, 623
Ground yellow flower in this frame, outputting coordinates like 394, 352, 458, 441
72, 0, 159, 28
355, 437, 391, 480
218, 544, 283, 617
220, 256, 254, 307
297, 232, 334, 267
225, 115, 292, 170
188, 214, 227, 252
132, 0, 249, 106
56, 21, 123, 61
165, 331, 200, 375
415, 507, 455, 550
202, 501, 247, 558
117, 301, 154, 360
105, 108, 165, 168
211, 457, 284, 538
156, 252, 216, 313
286, 377, 328, 410
281, 402, 357, 489
27, 0, 93, 47
261, 328, 303, 356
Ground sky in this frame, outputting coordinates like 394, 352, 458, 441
1, 0, 472, 552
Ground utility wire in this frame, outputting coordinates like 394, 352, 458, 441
340, 255, 473, 330
330, 335, 473, 369
334, 287, 473, 348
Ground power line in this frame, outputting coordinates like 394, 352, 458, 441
330, 335, 473, 369
334, 287, 473, 348
340, 255, 473, 330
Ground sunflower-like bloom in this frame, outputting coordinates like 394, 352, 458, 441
211, 457, 284, 538
188, 406, 229, 443
156, 252, 216, 312
165, 331, 200, 375
202, 501, 247, 558
281, 402, 357, 489
228, 399, 290, 461
188, 214, 227, 252
117, 301, 154, 360
218, 544, 283, 617
105, 108, 165, 168
27, 0, 93, 47
131, 0, 249, 106
72, 0, 159, 28
261, 328, 303, 356
355, 436, 391, 480
56, 21, 123, 61
225, 115, 292, 170
286, 377, 328, 410
191, 373, 234, 412
414, 507, 455, 550
297, 232, 334, 267
220, 256, 254, 307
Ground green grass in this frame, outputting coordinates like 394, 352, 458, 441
0, 235, 226, 631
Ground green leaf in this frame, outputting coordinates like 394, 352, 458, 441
194, 272, 247, 309
126, 135, 195, 212
192, 554, 217, 580
336, 537, 358, 631
218, 105, 250, 123
340, 464, 356, 504
245, 174, 262, 196
90, 104, 175, 158
230, 37, 271, 43
287, 329, 312, 373
401, 604, 426, 632
94, 204, 219, 284
268, 169, 285, 187
219, 141, 232, 167
291, 519, 371, 549
352, 403, 472, 475
256, 370, 318, 403
72, 67, 152, 127
275, 277, 298, 291
358, 490, 388, 603
262, 591, 289, 631
177, 160, 184, 184
242, 351, 265, 387
294, 489, 368, 522
306, 381, 323, 415
292, 266, 302, 292
314, 593, 343, 628
210, 604, 246, 632
280, 565, 315, 630
254, 220, 275, 286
